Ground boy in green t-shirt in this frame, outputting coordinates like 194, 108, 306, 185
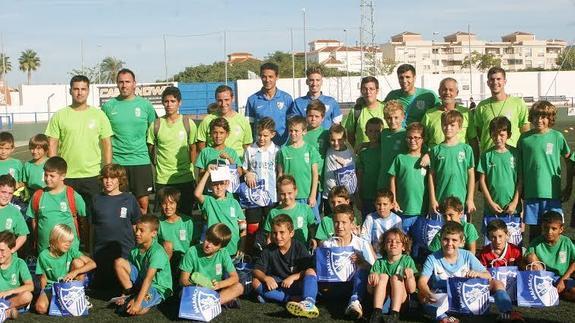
114, 215, 172, 316
194, 164, 246, 257
303, 100, 329, 213
277, 116, 320, 221
0, 231, 33, 318
157, 187, 196, 287
0, 175, 29, 253
147, 86, 197, 215
23, 134, 49, 193
314, 185, 361, 243
26, 157, 87, 252
428, 197, 479, 254
377, 100, 407, 192
356, 117, 383, 216
264, 175, 316, 246
180, 223, 244, 305
526, 211, 575, 301
0, 132, 23, 189
429, 110, 476, 217
195, 117, 243, 179
35, 224, 96, 314
518, 101, 572, 242
389, 122, 428, 233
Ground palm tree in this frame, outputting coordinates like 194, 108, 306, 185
99, 57, 125, 83
0, 54, 11, 81
18, 49, 41, 85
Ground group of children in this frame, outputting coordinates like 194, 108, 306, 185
0, 84, 571, 323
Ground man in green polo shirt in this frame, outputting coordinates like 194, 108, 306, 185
46, 75, 113, 213
384, 63, 440, 125
474, 67, 530, 153
196, 85, 252, 160
102, 69, 157, 214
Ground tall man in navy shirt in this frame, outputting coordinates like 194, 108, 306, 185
289, 66, 342, 129
245, 63, 293, 146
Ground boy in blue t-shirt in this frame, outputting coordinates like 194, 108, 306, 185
418, 221, 522, 322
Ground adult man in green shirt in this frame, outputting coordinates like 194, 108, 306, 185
384, 64, 440, 125
196, 85, 252, 159
102, 69, 157, 214
421, 77, 479, 157
474, 67, 530, 153
46, 75, 113, 213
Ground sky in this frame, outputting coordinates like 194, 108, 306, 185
0, 0, 574, 85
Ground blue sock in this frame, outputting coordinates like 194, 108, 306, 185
351, 269, 368, 302
302, 275, 318, 304
255, 284, 288, 303
493, 290, 513, 313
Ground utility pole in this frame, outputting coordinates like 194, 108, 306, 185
360, 0, 376, 76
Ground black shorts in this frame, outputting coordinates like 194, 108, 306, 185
124, 164, 154, 198
64, 176, 101, 215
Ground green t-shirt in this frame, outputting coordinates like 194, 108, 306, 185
527, 235, 575, 276
384, 88, 440, 124
0, 257, 32, 292
0, 204, 29, 236
23, 159, 46, 191
276, 143, 320, 199
420, 105, 477, 147
146, 116, 197, 184
196, 113, 253, 160
0, 159, 23, 182
101, 96, 157, 166
195, 146, 241, 170
129, 241, 172, 299
179, 244, 235, 283
477, 147, 519, 212
474, 96, 529, 152
388, 154, 428, 216
36, 248, 82, 288
201, 195, 245, 256
45, 106, 114, 178
370, 254, 418, 276
25, 189, 87, 251
315, 210, 362, 241
304, 126, 329, 189
430, 143, 474, 204
377, 129, 407, 190
428, 222, 479, 252
517, 129, 570, 200
357, 146, 381, 200
342, 101, 387, 149
158, 215, 196, 254
264, 203, 315, 243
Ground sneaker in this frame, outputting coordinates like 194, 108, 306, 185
345, 299, 363, 319
499, 311, 525, 323
369, 310, 383, 323
222, 298, 241, 309
85, 295, 93, 309
286, 300, 320, 318
256, 295, 266, 304
386, 312, 399, 323
439, 316, 460, 323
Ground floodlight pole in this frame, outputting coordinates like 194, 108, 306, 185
163, 34, 168, 81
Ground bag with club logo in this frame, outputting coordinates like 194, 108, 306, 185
488, 259, 518, 303
179, 286, 222, 322
334, 164, 358, 194
0, 298, 10, 322
447, 277, 490, 315
49, 280, 89, 316
315, 246, 356, 282
483, 214, 522, 246
517, 262, 559, 308
237, 179, 271, 209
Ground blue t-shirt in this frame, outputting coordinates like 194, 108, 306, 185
245, 88, 293, 146
91, 192, 141, 258
289, 93, 342, 129
421, 249, 485, 292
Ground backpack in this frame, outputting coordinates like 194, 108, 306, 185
31, 186, 80, 245
152, 115, 192, 164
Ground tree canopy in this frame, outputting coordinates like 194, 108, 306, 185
462, 51, 501, 72
557, 46, 575, 70
18, 49, 41, 85
170, 51, 358, 82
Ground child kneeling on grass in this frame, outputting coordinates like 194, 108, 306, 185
179, 223, 243, 306
418, 221, 523, 323
252, 214, 319, 318
113, 215, 172, 316
0, 231, 34, 319
35, 224, 96, 314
